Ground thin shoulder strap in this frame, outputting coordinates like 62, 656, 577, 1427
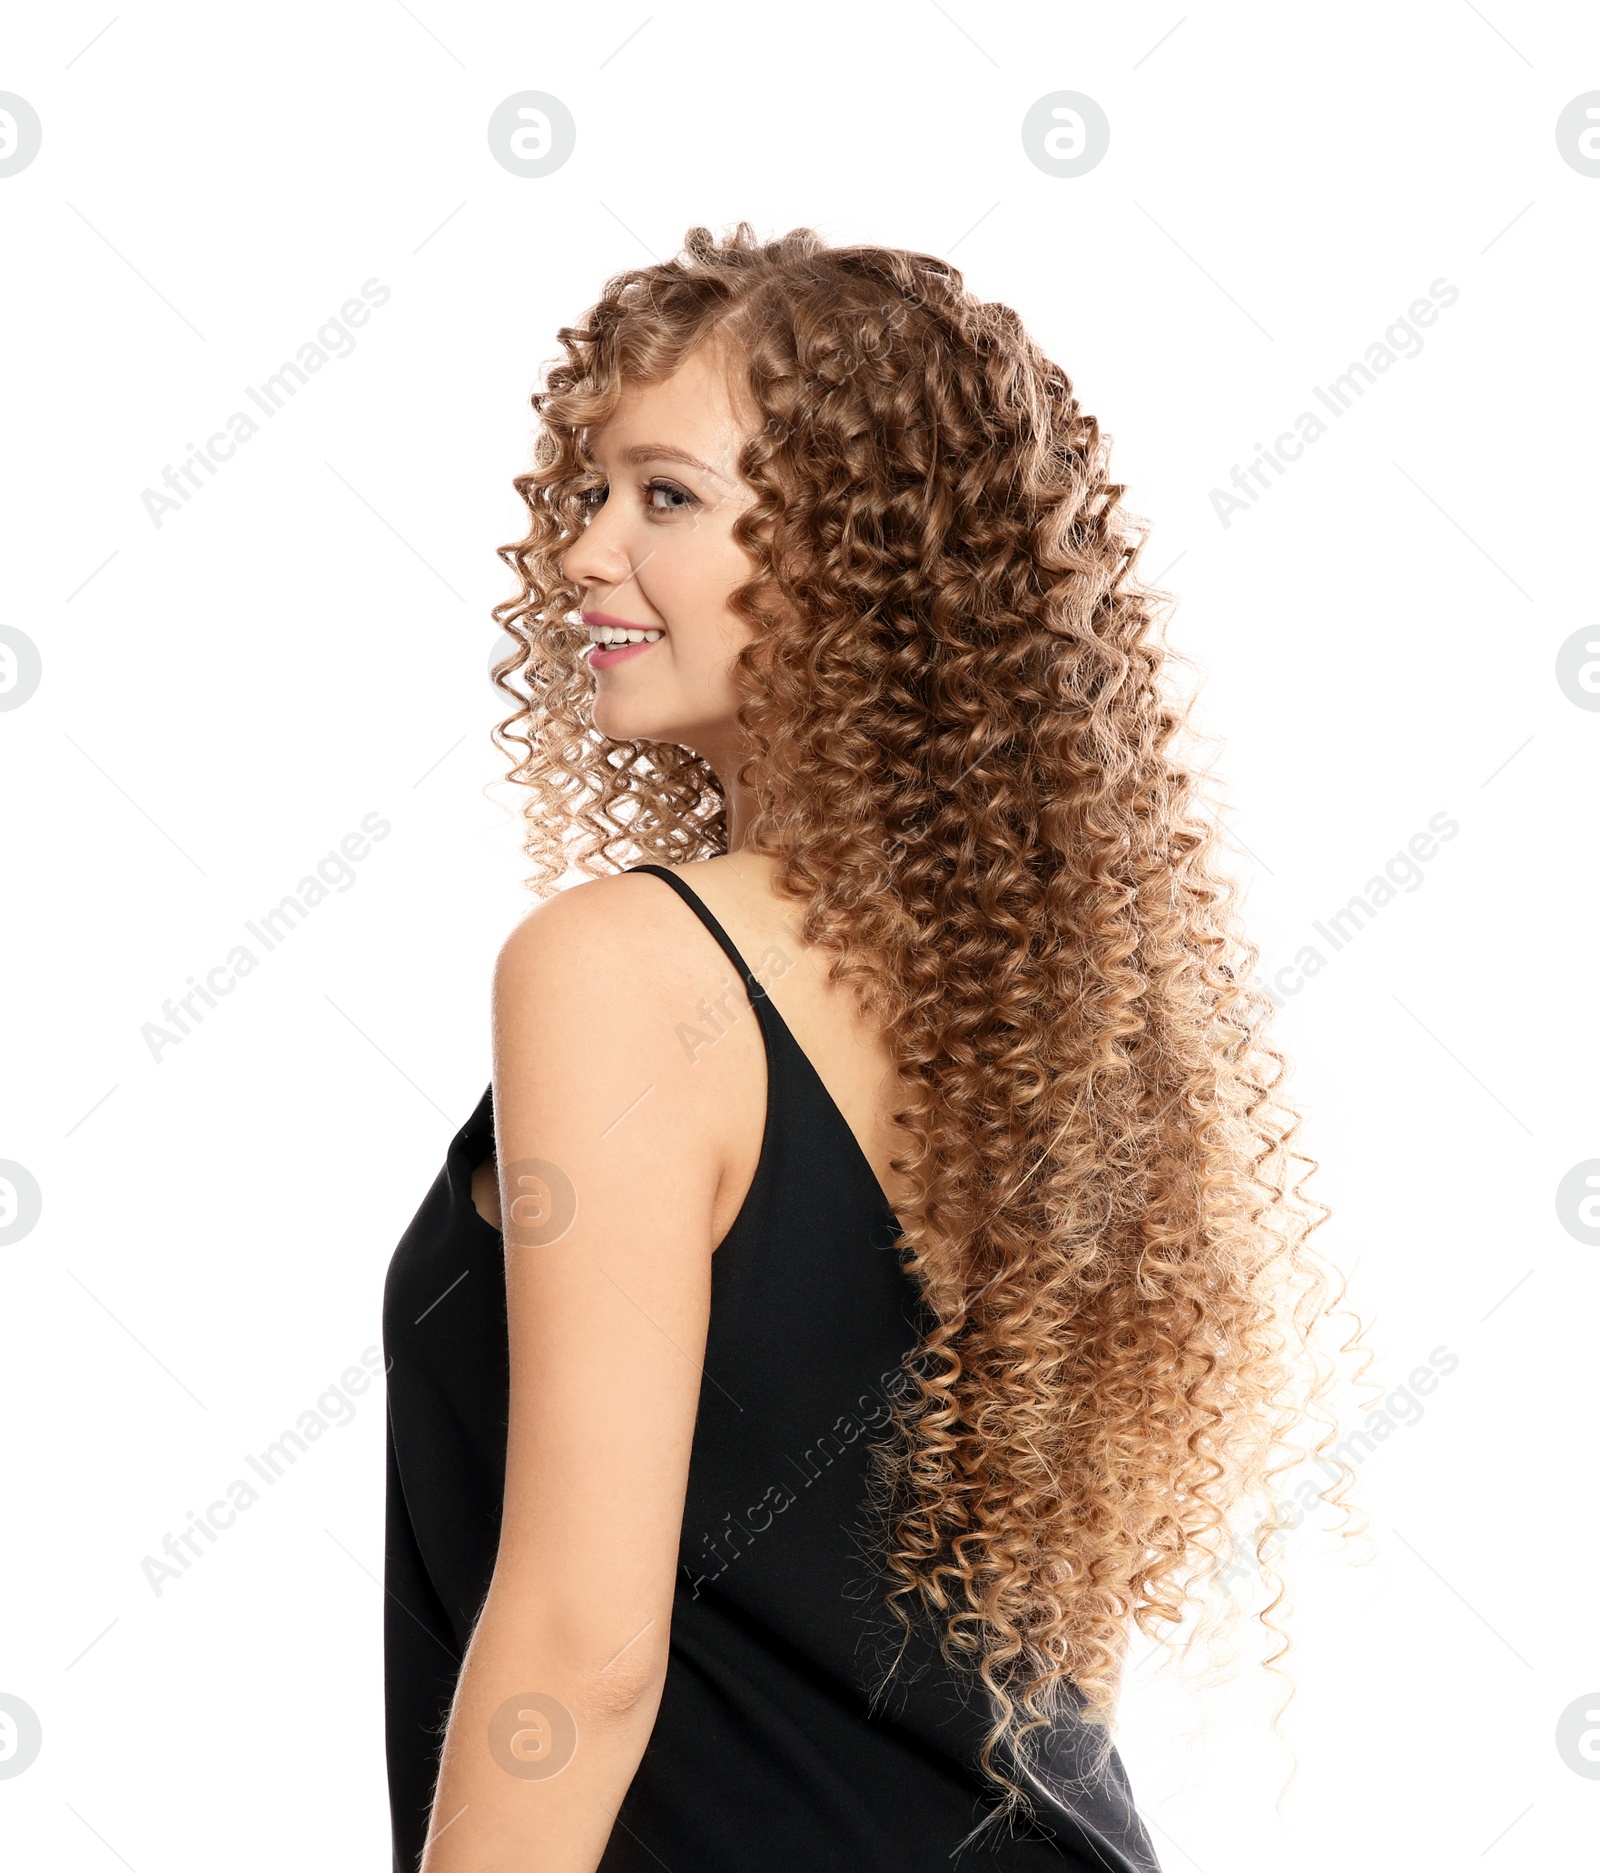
627, 863, 766, 1001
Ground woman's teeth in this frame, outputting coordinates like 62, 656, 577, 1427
586, 625, 662, 645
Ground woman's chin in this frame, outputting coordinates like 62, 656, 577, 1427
593, 696, 673, 744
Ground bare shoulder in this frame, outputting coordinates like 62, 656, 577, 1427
494, 867, 750, 1017
490, 869, 759, 1214
494, 855, 791, 987
496, 867, 699, 968
651, 851, 795, 943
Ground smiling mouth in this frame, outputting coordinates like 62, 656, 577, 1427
584, 624, 663, 646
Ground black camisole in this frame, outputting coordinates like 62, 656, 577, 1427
382, 862, 1161, 1872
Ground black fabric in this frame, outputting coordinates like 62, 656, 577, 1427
382, 862, 1161, 1872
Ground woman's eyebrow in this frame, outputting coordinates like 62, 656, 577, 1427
616, 441, 730, 483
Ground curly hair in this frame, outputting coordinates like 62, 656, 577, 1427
489, 222, 1368, 1837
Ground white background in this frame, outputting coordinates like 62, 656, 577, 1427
2, 3, 1595, 1868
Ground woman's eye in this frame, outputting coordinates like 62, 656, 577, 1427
575, 478, 698, 519
644, 478, 696, 514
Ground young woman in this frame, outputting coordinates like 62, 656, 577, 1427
382, 224, 1355, 1873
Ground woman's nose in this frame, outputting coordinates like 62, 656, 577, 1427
560, 513, 634, 594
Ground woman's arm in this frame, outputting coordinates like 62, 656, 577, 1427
421, 874, 727, 1872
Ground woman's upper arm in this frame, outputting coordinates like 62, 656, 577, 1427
487, 872, 725, 1706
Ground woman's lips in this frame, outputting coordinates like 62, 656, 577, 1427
587, 639, 659, 670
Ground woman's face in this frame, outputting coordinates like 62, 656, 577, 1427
560, 342, 762, 764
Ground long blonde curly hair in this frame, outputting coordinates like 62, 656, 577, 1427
489, 222, 1367, 1832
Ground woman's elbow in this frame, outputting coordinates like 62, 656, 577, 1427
469, 1576, 670, 1732
573, 1652, 668, 1727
